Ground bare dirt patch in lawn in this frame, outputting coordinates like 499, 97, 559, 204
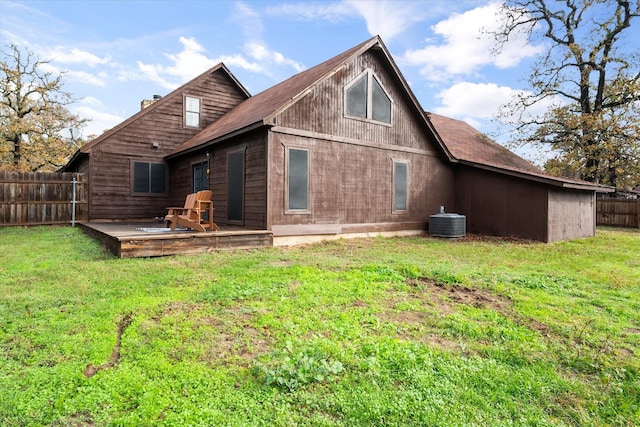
381, 277, 556, 349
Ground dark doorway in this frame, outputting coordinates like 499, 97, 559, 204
192, 161, 208, 192
228, 151, 244, 223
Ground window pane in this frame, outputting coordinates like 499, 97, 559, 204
372, 76, 391, 123
185, 97, 200, 113
185, 111, 200, 127
150, 163, 166, 193
133, 162, 149, 193
394, 162, 407, 211
346, 74, 367, 118
288, 148, 308, 210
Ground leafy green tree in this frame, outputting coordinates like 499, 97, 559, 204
493, 0, 640, 189
1, 43, 88, 172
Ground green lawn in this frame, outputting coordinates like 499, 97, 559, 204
1, 226, 638, 426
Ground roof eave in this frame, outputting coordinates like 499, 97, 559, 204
59, 150, 88, 172
165, 120, 268, 160
458, 160, 614, 192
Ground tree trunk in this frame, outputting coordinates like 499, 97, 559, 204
11, 135, 21, 168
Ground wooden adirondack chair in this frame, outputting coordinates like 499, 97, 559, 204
165, 190, 219, 232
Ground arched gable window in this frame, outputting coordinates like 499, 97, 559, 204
345, 70, 392, 124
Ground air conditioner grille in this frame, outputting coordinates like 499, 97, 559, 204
429, 213, 466, 238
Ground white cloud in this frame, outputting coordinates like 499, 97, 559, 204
346, 0, 428, 41
402, 2, 543, 80
135, 36, 222, 89
266, 1, 352, 21
246, 42, 305, 73
434, 82, 519, 124
71, 101, 124, 138
433, 81, 562, 125
266, 1, 427, 41
233, 1, 265, 41
45, 47, 111, 67
135, 33, 306, 90
67, 70, 108, 87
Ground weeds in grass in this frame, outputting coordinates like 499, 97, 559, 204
253, 340, 344, 392
1, 226, 638, 425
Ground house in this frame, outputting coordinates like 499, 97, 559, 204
63, 36, 610, 245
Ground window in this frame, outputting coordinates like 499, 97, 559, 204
345, 70, 391, 124
133, 162, 166, 194
393, 160, 408, 211
184, 96, 201, 128
287, 148, 309, 211
228, 151, 244, 222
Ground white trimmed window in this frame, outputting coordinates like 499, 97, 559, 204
286, 147, 309, 212
184, 96, 201, 128
345, 70, 392, 124
393, 160, 408, 212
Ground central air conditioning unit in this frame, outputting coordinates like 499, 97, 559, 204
429, 207, 466, 238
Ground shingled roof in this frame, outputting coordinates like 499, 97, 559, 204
168, 36, 449, 160
168, 38, 376, 157
428, 113, 610, 192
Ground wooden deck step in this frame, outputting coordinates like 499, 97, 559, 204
79, 222, 273, 258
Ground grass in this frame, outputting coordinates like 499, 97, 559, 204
0, 226, 638, 426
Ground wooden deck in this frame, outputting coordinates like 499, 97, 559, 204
79, 222, 273, 258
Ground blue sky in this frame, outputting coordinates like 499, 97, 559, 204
1, 0, 555, 160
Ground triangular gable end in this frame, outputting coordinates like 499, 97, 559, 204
65, 63, 250, 160
167, 36, 454, 162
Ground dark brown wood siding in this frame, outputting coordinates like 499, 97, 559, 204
86, 70, 248, 220
268, 132, 454, 234
170, 129, 268, 229
454, 166, 549, 241
268, 50, 449, 235
276, 50, 439, 153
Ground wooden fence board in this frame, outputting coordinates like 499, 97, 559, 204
0, 171, 88, 226
596, 199, 640, 228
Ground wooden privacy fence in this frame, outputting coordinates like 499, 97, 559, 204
0, 171, 88, 226
596, 198, 640, 228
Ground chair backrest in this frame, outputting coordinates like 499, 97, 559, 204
195, 190, 212, 202
184, 193, 197, 209
183, 190, 212, 221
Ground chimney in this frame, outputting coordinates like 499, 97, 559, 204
140, 95, 163, 110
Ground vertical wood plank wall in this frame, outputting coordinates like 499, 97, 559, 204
454, 167, 549, 241
597, 199, 640, 228
547, 189, 595, 242
266, 49, 453, 233
0, 171, 88, 226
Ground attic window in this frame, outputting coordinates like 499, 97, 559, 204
345, 70, 391, 124
184, 96, 201, 128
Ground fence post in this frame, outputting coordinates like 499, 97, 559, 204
71, 177, 77, 227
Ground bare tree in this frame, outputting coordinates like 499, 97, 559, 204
493, 0, 640, 189
1, 44, 88, 172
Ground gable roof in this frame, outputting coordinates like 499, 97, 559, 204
428, 113, 612, 192
63, 63, 249, 168
168, 36, 452, 160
